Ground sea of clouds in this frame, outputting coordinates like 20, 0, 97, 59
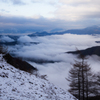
1, 33, 100, 90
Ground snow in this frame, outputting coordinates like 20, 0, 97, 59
0, 54, 76, 100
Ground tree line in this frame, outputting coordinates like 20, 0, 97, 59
67, 50, 100, 100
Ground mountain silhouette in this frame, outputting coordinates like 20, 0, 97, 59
67, 46, 100, 57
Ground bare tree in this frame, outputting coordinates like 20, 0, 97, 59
67, 60, 82, 100
67, 50, 94, 100
92, 72, 100, 96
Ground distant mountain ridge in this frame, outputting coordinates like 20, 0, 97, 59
67, 46, 100, 57
29, 26, 100, 36
0, 26, 100, 35
64, 26, 100, 34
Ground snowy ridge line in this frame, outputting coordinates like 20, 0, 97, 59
0, 54, 76, 100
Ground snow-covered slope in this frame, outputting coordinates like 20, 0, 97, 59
0, 54, 76, 100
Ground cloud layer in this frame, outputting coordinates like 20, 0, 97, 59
0, 36, 14, 42
1, 0, 26, 5
56, 0, 100, 21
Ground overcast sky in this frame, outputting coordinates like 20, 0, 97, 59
0, 0, 100, 33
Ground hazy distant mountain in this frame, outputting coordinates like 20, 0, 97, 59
50, 28, 64, 32
67, 46, 100, 57
28, 31, 65, 36
0, 26, 100, 35
29, 26, 100, 36
0, 28, 43, 34
64, 26, 100, 35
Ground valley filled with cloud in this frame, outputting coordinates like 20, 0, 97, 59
1, 33, 100, 90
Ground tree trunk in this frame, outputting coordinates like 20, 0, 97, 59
86, 71, 88, 100
82, 59, 85, 100
78, 70, 81, 100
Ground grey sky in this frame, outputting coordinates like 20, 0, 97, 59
0, 0, 100, 33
